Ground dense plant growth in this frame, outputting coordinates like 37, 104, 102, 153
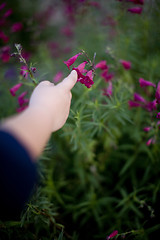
1, 0, 160, 239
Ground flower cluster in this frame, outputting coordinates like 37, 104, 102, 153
0, 2, 24, 63
95, 60, 113, 97
128, 78, 160, 145
95, 58, 131, 98
64, 52, 94, 88
10, 83, 29, 112
118, 0, 144, 14
9, 44, 37, 113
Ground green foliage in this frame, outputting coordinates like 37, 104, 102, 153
1, 0, 160, 240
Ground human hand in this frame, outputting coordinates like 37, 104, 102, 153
29, 70, 77, 132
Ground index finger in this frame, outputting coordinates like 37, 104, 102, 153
57, 70, 77, 91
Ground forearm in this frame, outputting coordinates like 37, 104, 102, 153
1, 106, 53, 160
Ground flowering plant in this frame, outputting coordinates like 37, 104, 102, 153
1, 1, 160, 240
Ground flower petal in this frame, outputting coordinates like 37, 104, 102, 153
64, 53, 81, 69
139, 78, 156, 88
95, 60, 108, 70
120, 59, 131, 70
10, 83, 22, 96
128, 7, 143, 14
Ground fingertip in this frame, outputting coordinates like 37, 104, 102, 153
67, 70, 78, 88
39, 80, 52, 86
71, 70, 78, 82
58, 70, 78, 90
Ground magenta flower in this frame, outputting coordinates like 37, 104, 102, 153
146, 138, 155, 146
73, 61, 88, 81
77, 61, 88, 73
143, 126, 152, 132
22, 51, 31, 61
101, 69, 114, 82
31, 67, 36, 73
128, 7, 143, 14
145, 100, 157, 112
155, 81, 160, 104
120, 59, 131, 70
53, 71, 63, 83
95, 60, 108, 70
106, 230, 118, 239
4, 9, 13, 18
64, 53, 82, 69
16, 105, 28, 113
0, 2, 6, 11
103, 82, 112, 97
10, 83, 22, 96
18, 91, 29, 107
79, 70, 94, 88
128, 100, 141, 108
0, 46, 10, 62
156, 112, 160, 119
139, 78, 156, 88
127, 0, 144, 4
11, 22, 23, 32
0, 30, 9, 43
134, 93, 146, 103
20, 66, 29, 79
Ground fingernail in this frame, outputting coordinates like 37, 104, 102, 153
71, 70, 78, 80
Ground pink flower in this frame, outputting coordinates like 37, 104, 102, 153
103, 82, 112, 97
0, 30, 9, 43
128, 100, 141, 108
64, 53, 82, 69
31, 67, 36, 73
120, 59, 131, 70
18, 91, 29, 107
127, 0, 144, 4
146, 138, 155, 146
0, 46, 10, 62
139, 78, 156, 88
11, 22, 23, 32
128, 7, 143, 14
0, 2, 6, 11
156, 112, 160, 119
101, 70, 114, 82
53, 71, 63, 83
143, 126, 152, 132
106, 230, 118, 239
155, 81, 160, 104
73, 61, 88, 81
0, 18, 6, 27
77, 61, 87, 73
145, 100, 157, 112
20, 66, 29, 79
16, 105, 28, 113
134, 93, 146, 103
22, 51, 31, 61
4, 9, 13, 18
10, 83, 22, 96
79, 70, 94, 88
95, 60, 108, 70
105, 72, 114, 81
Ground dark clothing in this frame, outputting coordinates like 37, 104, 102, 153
0, 130, 36, 220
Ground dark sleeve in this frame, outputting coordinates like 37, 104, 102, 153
0, 130, 37, 220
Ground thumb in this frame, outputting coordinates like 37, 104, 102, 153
58, 70, 77, 91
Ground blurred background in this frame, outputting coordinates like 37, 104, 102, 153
1, 0, 160, 239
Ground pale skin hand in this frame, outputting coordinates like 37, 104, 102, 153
1, 70, 77, 160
